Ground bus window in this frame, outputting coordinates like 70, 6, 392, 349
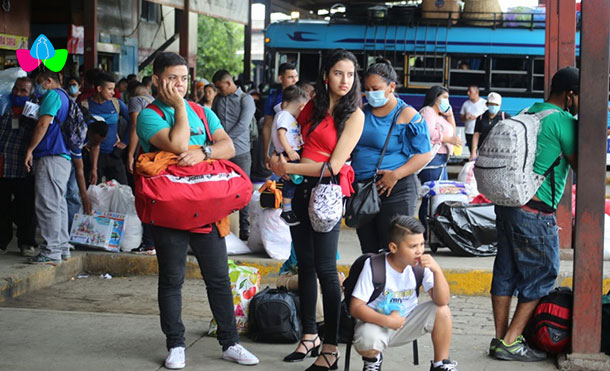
490, 56, 528, 93
299, 53, 321, 83
366, 54, 406, 87
273, 52, 299, 83
407, 55, 445, 87
448, 56, 487, 92
532, 58, 544, 93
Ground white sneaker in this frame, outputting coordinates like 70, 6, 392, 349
222, 344, 259, 365
165, 347, 185, 369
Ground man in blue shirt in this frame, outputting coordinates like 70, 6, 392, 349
24, 69, 91, 264
81, 72, 130, 185
261, 63, 298, 166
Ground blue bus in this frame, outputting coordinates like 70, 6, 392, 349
264, 17, 560, 113
263, 12, 604, 160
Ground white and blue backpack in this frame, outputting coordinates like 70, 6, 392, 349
474, 108, 561, 207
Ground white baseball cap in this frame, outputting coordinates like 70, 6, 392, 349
487, 92, 502, 105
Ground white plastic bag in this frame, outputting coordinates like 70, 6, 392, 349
109, 184, 142, 252
226, 232, 253, 255
247, 188, 265, 253
87, 180, 119, 212
109, 184, 136, 214
86, 181, 142, 252
261, 208, 292, 260
604, 214, 610, 260
457, 161, 478, 196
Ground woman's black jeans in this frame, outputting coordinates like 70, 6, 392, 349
356, 174, 418, 254
290, 176, 342, 345
151, 224, 238, 350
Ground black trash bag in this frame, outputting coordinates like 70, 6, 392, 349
428, 201, 497, 257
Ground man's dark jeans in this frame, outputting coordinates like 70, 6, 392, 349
0, 176, 37, 249
151, 224, 238, 350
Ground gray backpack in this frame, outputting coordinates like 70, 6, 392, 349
473, 108, 560, 207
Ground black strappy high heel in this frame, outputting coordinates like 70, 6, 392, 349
283, 335, 321, 362
305, 351, 339, 371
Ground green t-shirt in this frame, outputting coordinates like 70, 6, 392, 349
526, 102, 577, 208
136, 99, 222, 153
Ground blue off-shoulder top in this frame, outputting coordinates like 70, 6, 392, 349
351, 98, 431, 181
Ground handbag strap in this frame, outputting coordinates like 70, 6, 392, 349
375, 104, 407, 172
317, 162, 339, 184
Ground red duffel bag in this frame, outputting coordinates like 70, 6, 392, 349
135, 156, 252, 231
134, 101, 252, 231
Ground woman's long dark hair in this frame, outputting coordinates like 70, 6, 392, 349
422, 85, 449, 110
309, 49, 362, 137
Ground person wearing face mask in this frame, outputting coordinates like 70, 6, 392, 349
65, 76, 81, 100
417, 86, 462, 232
488, 67, 579, 362
0, 77, 38, 257
469, 92, 510, 161
351, 59, 432, 254
24, 69, 92, 264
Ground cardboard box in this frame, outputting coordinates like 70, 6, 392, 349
70, 211, 125, 252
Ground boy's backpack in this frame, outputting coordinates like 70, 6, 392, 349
473, 108, 561, 207
248, 286, 302, 343
55, 89, 89, 156
338, 253, 425, 344
525, 287, 573, 354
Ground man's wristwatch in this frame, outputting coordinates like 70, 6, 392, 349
202, 145, 212, 160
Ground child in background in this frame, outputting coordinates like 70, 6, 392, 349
350, 215, 458, 371
270, 84, 309, 226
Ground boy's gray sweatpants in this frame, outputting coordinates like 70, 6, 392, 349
353, 301, 437, 353
34, 155, 71, 260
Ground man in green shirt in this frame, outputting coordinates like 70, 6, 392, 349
489, 67, 578, 362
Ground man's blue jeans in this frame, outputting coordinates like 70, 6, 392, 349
491, 205, 560, 302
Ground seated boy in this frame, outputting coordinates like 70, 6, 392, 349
350, 215, 457, 371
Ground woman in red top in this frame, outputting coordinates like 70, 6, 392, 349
271, 49, 364, 371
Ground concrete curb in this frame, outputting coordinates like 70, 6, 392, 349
0, 257, 83, 302
3, 252, 610, 302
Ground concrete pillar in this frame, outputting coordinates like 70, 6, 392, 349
84, 0, 97, 70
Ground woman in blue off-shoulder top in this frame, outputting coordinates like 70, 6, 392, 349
351, 59, 432, 254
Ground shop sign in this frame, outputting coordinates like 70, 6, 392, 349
0, 33, 28, 51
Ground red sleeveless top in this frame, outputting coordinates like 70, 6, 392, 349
297, 100, 354, 196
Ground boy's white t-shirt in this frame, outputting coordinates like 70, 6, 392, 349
460, 98, 488, 134
351, 254, 435, 318
271, 109, 304, 154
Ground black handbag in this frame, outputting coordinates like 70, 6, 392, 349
345, 104, 406, 228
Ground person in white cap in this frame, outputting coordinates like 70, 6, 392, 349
469, 92, 510, 161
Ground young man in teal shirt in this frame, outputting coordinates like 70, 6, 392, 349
24, 69, 91, 264
136, 52, 259, 369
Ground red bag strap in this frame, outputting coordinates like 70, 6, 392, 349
187, 101, 213, 144
146, 101, 213, 144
